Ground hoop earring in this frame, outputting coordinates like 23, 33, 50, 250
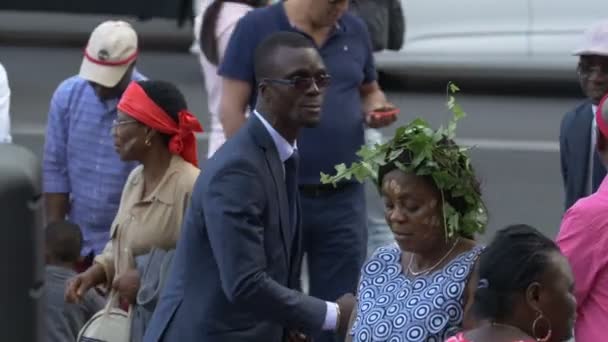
532, 311, 552, 342
144, 138, 152, 147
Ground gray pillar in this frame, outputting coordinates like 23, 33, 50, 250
0, 144, 44, 342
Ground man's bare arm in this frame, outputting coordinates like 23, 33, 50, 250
45, 193, 69, 223
220, 78, 252, 138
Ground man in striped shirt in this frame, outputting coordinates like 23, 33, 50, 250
43, 21, 145, 268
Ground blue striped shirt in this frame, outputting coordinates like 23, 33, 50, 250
43, 72, 144, 255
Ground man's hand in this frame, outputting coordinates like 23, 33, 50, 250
336, 293, 356, 335
360, 81, 398, 129
365, 104, 399, 128
112, 268, 141, 305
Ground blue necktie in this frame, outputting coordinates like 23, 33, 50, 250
284, 150, 299, 230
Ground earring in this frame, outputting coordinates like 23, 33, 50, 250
144, 138, 152, 147
532, 311, 552, 342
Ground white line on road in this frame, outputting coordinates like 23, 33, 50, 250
13, 128, 559, 153
456, 138, 559, 152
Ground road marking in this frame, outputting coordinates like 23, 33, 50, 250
456, 138, 559, 152
12, 129, 559, 152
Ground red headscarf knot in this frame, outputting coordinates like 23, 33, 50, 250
168, 110, 203, 155
117, 81, 204, 166
169, 135, 184, 154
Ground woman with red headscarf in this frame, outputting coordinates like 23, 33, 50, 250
65, 80, 203, 338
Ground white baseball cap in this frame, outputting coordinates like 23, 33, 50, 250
79, 21, 138, 88
573, 20, 608, 56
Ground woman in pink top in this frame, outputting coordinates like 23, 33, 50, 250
194, 0, 268, 158
446, 224, 576, 342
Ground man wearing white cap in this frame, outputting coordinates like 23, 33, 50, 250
559, 20, 608, 211
43, 20, 145, 270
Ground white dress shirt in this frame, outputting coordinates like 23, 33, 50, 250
254, 111, 339, 331
254, 111, 295, 164
0, 62, 11, 143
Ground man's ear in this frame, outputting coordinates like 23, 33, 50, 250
258, 83, 272, 104
258, 82, 266, 93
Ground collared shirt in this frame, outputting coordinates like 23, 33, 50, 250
43, 71, 145, 255
219, 3, 377, 184
557, 176, 608, 342
253, 111, 338, 331
0, 62, 11, 143
587, 105, 598, 195
254, 110, 295, 164
94, 155, 200, 282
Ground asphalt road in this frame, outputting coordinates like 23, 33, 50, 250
1, 43, 585, 245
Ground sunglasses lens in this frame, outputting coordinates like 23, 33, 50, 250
294, 78, 314, 90
316, 75, 331, 88
579, 63, 608, 76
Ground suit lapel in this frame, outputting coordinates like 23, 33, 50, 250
573, 103, 593, 194
249, 115, 292, 265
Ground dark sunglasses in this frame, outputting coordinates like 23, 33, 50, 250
578, 62, 608, 76
111, 118, 138, 127
263, 74, 331, 91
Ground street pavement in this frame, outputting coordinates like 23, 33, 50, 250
0, 14, 580, 342
0, 11, 192, 50
1, 37, 585, 246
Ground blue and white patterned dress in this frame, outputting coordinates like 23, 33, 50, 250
350, 243, 484, 342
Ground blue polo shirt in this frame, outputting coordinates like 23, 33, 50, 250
219, 3, 377, 185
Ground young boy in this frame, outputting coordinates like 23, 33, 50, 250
45, 221, 104, 342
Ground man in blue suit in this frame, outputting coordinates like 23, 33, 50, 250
560, 20, 608, 210
144, 31, 354, 342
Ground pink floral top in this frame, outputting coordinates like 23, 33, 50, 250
445, 332, 534, 342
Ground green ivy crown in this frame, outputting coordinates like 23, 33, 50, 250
320, 83, 487, 238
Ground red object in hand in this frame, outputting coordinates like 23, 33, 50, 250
372, 107, 399, 119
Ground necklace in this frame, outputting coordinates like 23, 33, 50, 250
407, 238, 460, 276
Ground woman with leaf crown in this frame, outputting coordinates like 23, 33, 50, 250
322, 84, 487, 342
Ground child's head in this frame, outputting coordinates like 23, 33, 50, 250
45, 221, 82, 266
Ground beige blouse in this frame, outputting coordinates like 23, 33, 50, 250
94, 155, 200, 283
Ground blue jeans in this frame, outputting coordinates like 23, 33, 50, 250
300, 183, 367, 342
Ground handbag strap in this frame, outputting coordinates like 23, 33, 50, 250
102, 291, 120, 316
102, 227, 133, 318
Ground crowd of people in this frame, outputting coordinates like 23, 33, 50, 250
1, 0, 608, 341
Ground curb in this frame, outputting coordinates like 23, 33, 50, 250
0, 31, 192, 52
0, 11, 194, 52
